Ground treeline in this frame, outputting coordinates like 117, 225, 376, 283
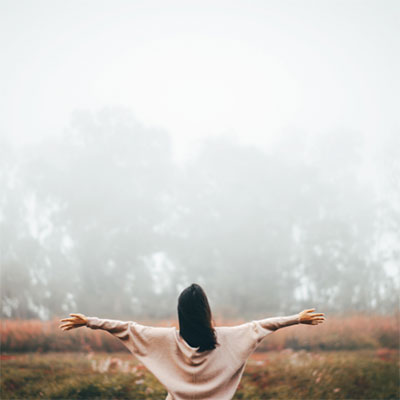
1, 314, 398, 353
1, 107, 399, 319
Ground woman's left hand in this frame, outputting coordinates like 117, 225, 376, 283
59, 313, 88, 331
299, 308, 325, 325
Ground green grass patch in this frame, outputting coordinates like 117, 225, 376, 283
1, 351, 399, 399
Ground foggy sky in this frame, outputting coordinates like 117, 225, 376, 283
1, 1, 399, 320
1, 0, 399, 160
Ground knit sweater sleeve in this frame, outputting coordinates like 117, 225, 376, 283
86, 317, 169, 357
257, 313, 301, 331
221, 313, 301, 364
251, 313, 301, 343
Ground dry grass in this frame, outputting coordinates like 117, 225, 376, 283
1, 351, 398, 399
1, 314, 399, 353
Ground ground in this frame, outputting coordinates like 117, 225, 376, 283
1, 350, 398, 399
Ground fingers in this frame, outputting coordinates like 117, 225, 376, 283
59, 324, 73, 331
62, 326, 77, 331
60, 318, 76, 322
60, 314, 86, 323
60, 325, 72, 331
59, 313, 86, 332
59, 322, 85, 331
59, 322, 74, 328
70, 313, 84, 318
304, 310, 326, 318
306, 318, 325, 324
311, 318, 325, 325
304, 309, 325, 316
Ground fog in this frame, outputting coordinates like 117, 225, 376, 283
1, 1, 399, 320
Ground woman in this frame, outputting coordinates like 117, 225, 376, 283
60, 283, 325, 400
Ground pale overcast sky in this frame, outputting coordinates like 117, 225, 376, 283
1, 0, 399, 159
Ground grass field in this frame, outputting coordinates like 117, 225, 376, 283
2, 315, 399, 353
1, 350, 399, 399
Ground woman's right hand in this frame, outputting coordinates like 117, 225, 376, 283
59, 313, 88, 331
299, 308, 325, 325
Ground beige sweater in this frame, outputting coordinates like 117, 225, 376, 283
87, 313, 300, 400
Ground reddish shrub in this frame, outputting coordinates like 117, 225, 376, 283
1, 313, 398, 353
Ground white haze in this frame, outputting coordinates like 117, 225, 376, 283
1, 0, 399, 160
1, 0, 399, 319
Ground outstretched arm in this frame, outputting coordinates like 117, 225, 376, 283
59, 313, 168, 357
59, 313, 131, 335
226, 308, 326, 359
258, 308, 325, 331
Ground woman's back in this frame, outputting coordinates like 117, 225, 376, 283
60, 284, 324, 399
86, 315, 301, 400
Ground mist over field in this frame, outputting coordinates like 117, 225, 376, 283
1, 1, 399, 321
1, 110, 399, 320
1, 2, 400, 399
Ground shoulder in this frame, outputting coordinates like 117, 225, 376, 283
122, 324, 176, 356
216, 322, 254, 331
216, 321, 272, 343
215, 322, 255, 338
130, 324, 176, 350
120, 322, 175, 344
214, 322, 266, 362
133, 323, 175, 337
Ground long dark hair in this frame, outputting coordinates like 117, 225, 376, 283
177, 283, 218, 352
